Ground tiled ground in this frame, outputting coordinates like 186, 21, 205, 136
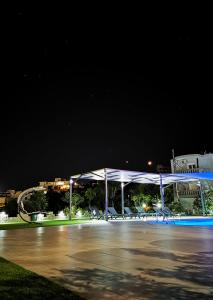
0, 220, 213, 299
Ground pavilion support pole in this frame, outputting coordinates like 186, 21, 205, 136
104, 169, 108, 221
121, 182, 124, 215
172, 149, 179, 202
69, 178, 73, 221
199, 181, 206, 216
160, 174, 165, 209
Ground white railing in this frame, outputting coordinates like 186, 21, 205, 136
174, 167, 210, 174
178, 190, 200, 197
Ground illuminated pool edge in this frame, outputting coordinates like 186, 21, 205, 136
148, 218, 213, 226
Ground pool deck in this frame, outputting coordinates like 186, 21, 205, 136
0, 220, 213, 299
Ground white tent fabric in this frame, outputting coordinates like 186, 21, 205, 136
71, 168, 213, 185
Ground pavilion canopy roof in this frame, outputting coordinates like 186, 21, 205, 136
71, 168, 213, 185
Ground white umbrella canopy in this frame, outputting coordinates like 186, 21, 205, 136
71, 168, 213, 219
71, 168, 213, 184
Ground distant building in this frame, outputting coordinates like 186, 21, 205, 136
39, 178, 70, 191
171, 153, 213, 173
0, 190, 22, 209
0, 193, 8, 208
170, 153, 213, 210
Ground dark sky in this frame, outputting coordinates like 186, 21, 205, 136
1, 6, 212, 190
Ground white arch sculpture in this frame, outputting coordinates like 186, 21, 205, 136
17, 187, 47, 223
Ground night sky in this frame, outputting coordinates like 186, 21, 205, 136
1, 7, 212, 191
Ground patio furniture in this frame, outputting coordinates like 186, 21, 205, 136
162, 207, 174, 218
162, 207, 184, 219
135, 206, 155, 218
90, 207, 104, 219
124, 207, 140, 218
108, 207, 125, 219
153, 206, 175, 221
153, 206, 164, 218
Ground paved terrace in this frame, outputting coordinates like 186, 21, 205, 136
0, 220, 213, 299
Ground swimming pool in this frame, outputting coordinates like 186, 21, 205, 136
149, 218, 213, 226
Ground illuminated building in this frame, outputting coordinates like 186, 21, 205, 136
171, 153, 213, 211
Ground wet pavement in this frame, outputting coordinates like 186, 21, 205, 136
0, 220, 213, 299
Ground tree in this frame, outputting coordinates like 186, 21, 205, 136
85, 188, 96, 208
193, 197, 202, 215
61, 191, 84, 218
24, 191, 48, 213
4, 197, 18, 217
63, 191, 84, 207
164, 186, 174, 207
204, 190, 213, 214
170, 201, 184, 213
92, 183, 105, 210
132, 193, 152, 207
46, 189, 65, 214
130, 184, 159, 209
108, 182, 120, 207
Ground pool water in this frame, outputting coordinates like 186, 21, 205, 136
149, 218, 213, 226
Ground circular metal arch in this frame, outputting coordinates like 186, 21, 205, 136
17, 187, 47, 223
